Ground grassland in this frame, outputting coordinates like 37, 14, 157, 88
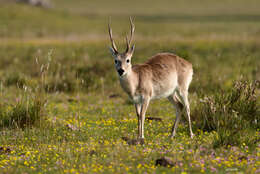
0, 0, 259, 173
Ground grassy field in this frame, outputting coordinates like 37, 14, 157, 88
0, 0, 259, 173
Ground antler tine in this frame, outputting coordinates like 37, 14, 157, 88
125, 17, 135, 53
108, 17, 118, 53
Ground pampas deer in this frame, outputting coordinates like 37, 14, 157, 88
108, 17, 194, 139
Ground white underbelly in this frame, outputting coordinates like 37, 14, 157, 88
152, 87, 176, 100
131, 95, 142, 104
130, 86, 177, 103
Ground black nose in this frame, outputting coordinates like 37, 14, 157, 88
117, 69, 124, 76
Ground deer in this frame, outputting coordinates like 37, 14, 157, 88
108, 17, 194, 140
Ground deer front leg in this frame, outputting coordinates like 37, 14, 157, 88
140, 97, 150, 139
135, 103, 141, 138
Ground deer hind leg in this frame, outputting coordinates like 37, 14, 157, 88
176, 89, 194, 138
168, 94, 184, 138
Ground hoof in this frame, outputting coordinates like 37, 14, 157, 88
138, 136, 145, 140
190, 133, 195, 139
169, 135, 175, 139
170, 133, 176, 139
138, 138, 145, 145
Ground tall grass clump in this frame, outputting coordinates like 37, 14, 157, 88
0, 50, 55, 129
4, 72, 27, 89
0, 94, 44, 128
193, 80, 260, 147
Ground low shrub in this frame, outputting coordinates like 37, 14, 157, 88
193, 80, 259, 147
4, 72, 27, 88
0, 95, 45, 128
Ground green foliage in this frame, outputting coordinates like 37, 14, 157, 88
4, 72, 27, 88
76, 62, 113, 91
44, 70, 77, 93
193, 80, 260, 147
0, 95, 44, 128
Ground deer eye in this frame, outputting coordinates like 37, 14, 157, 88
126, 59, 130, 63
115, 60, 118, 64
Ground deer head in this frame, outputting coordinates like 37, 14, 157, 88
108, 17, 135, 77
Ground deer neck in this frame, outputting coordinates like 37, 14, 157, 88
119, 68, 139, 99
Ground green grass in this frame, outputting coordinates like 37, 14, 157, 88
1, 0, 260, 39
0, 0, 259, 173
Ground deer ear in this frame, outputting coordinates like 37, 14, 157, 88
109, 47, 117, 56
129, 44, 135, 55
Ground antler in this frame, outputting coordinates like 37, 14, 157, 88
108, 18, 118, 54
125, 17, 135, 53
